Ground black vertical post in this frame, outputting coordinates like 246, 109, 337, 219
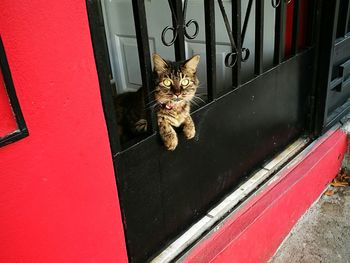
337, 0, 350, 37
345, 0, 350, 35
205, 0, 216, 101
274, 0, 286, 65
311, 0, 339, 135
291, 0, 300, 56
173, 0, 186, 61
86, 0, 121, 153
232, 0, 241, 87
306, 0, 317, 47
255, 0, 264, 75
132, 0, 156, 132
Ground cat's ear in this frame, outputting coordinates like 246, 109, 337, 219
152, 53, 168, 74
183, 55, 200, 75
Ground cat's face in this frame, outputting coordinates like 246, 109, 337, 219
152, 54, 200, 107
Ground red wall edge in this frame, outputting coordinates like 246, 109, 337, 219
184, 128, 347, 263
0, 71, 18, 137
0, 1, 128, 262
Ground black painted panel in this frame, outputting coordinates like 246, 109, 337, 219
327, 35, 350, 123
321, 0, 350, 130
115, 50, 314, 263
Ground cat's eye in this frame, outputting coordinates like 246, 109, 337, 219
181, 79, 190, 86
162, 79, 172, 87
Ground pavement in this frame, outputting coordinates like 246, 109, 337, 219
270, 180, 350, 263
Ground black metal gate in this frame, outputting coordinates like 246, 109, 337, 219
87, 1, 321, 262
313, 0, 350, 133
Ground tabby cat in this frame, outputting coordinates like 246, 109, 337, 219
114, 53, 200, 150
153, 53, 200, 150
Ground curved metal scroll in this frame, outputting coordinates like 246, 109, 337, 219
161, 0, 199, 47
218, 0, 250, 68
219, 0, 293, 68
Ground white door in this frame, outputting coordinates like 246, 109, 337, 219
101, 0, 276, 94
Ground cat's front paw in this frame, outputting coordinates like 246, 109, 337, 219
163, 133, 178, 151
183, 125, 195, 140
135, 119, 148, 133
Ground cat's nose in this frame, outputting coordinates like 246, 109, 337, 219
174, 92, 181, 97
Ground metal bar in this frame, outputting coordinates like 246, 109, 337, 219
345, 0, 350, 35
307, 0, 317, 47
204, 0, 216, 101
132, 0, 156, 131
241, 0, 254, 46
173, 0, 186, 61
274, 0, 286, 65
218, 0, 237, 52
310, 0, 340, 135
346, 0, 350, 34
335, 0, 349, 38
218, 0, 240, 68
291, 0, 300, 56
341, 0, 350, 37
232, 0, 242, 87
255, 0, 264, 75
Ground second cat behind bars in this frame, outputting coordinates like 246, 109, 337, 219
153, 53, 200, 150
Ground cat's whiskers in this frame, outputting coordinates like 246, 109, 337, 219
192, 95, 206, 104
195, 85, 206, 92
149, 89, 159, 94
189, 100, 200, 107
145, 99, 158, 107
144, 102, 160, 110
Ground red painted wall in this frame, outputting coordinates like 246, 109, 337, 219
0, 1, 128, 262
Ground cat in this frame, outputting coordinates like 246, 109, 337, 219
153, 53, 200, 150
114, 53, 200, 150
